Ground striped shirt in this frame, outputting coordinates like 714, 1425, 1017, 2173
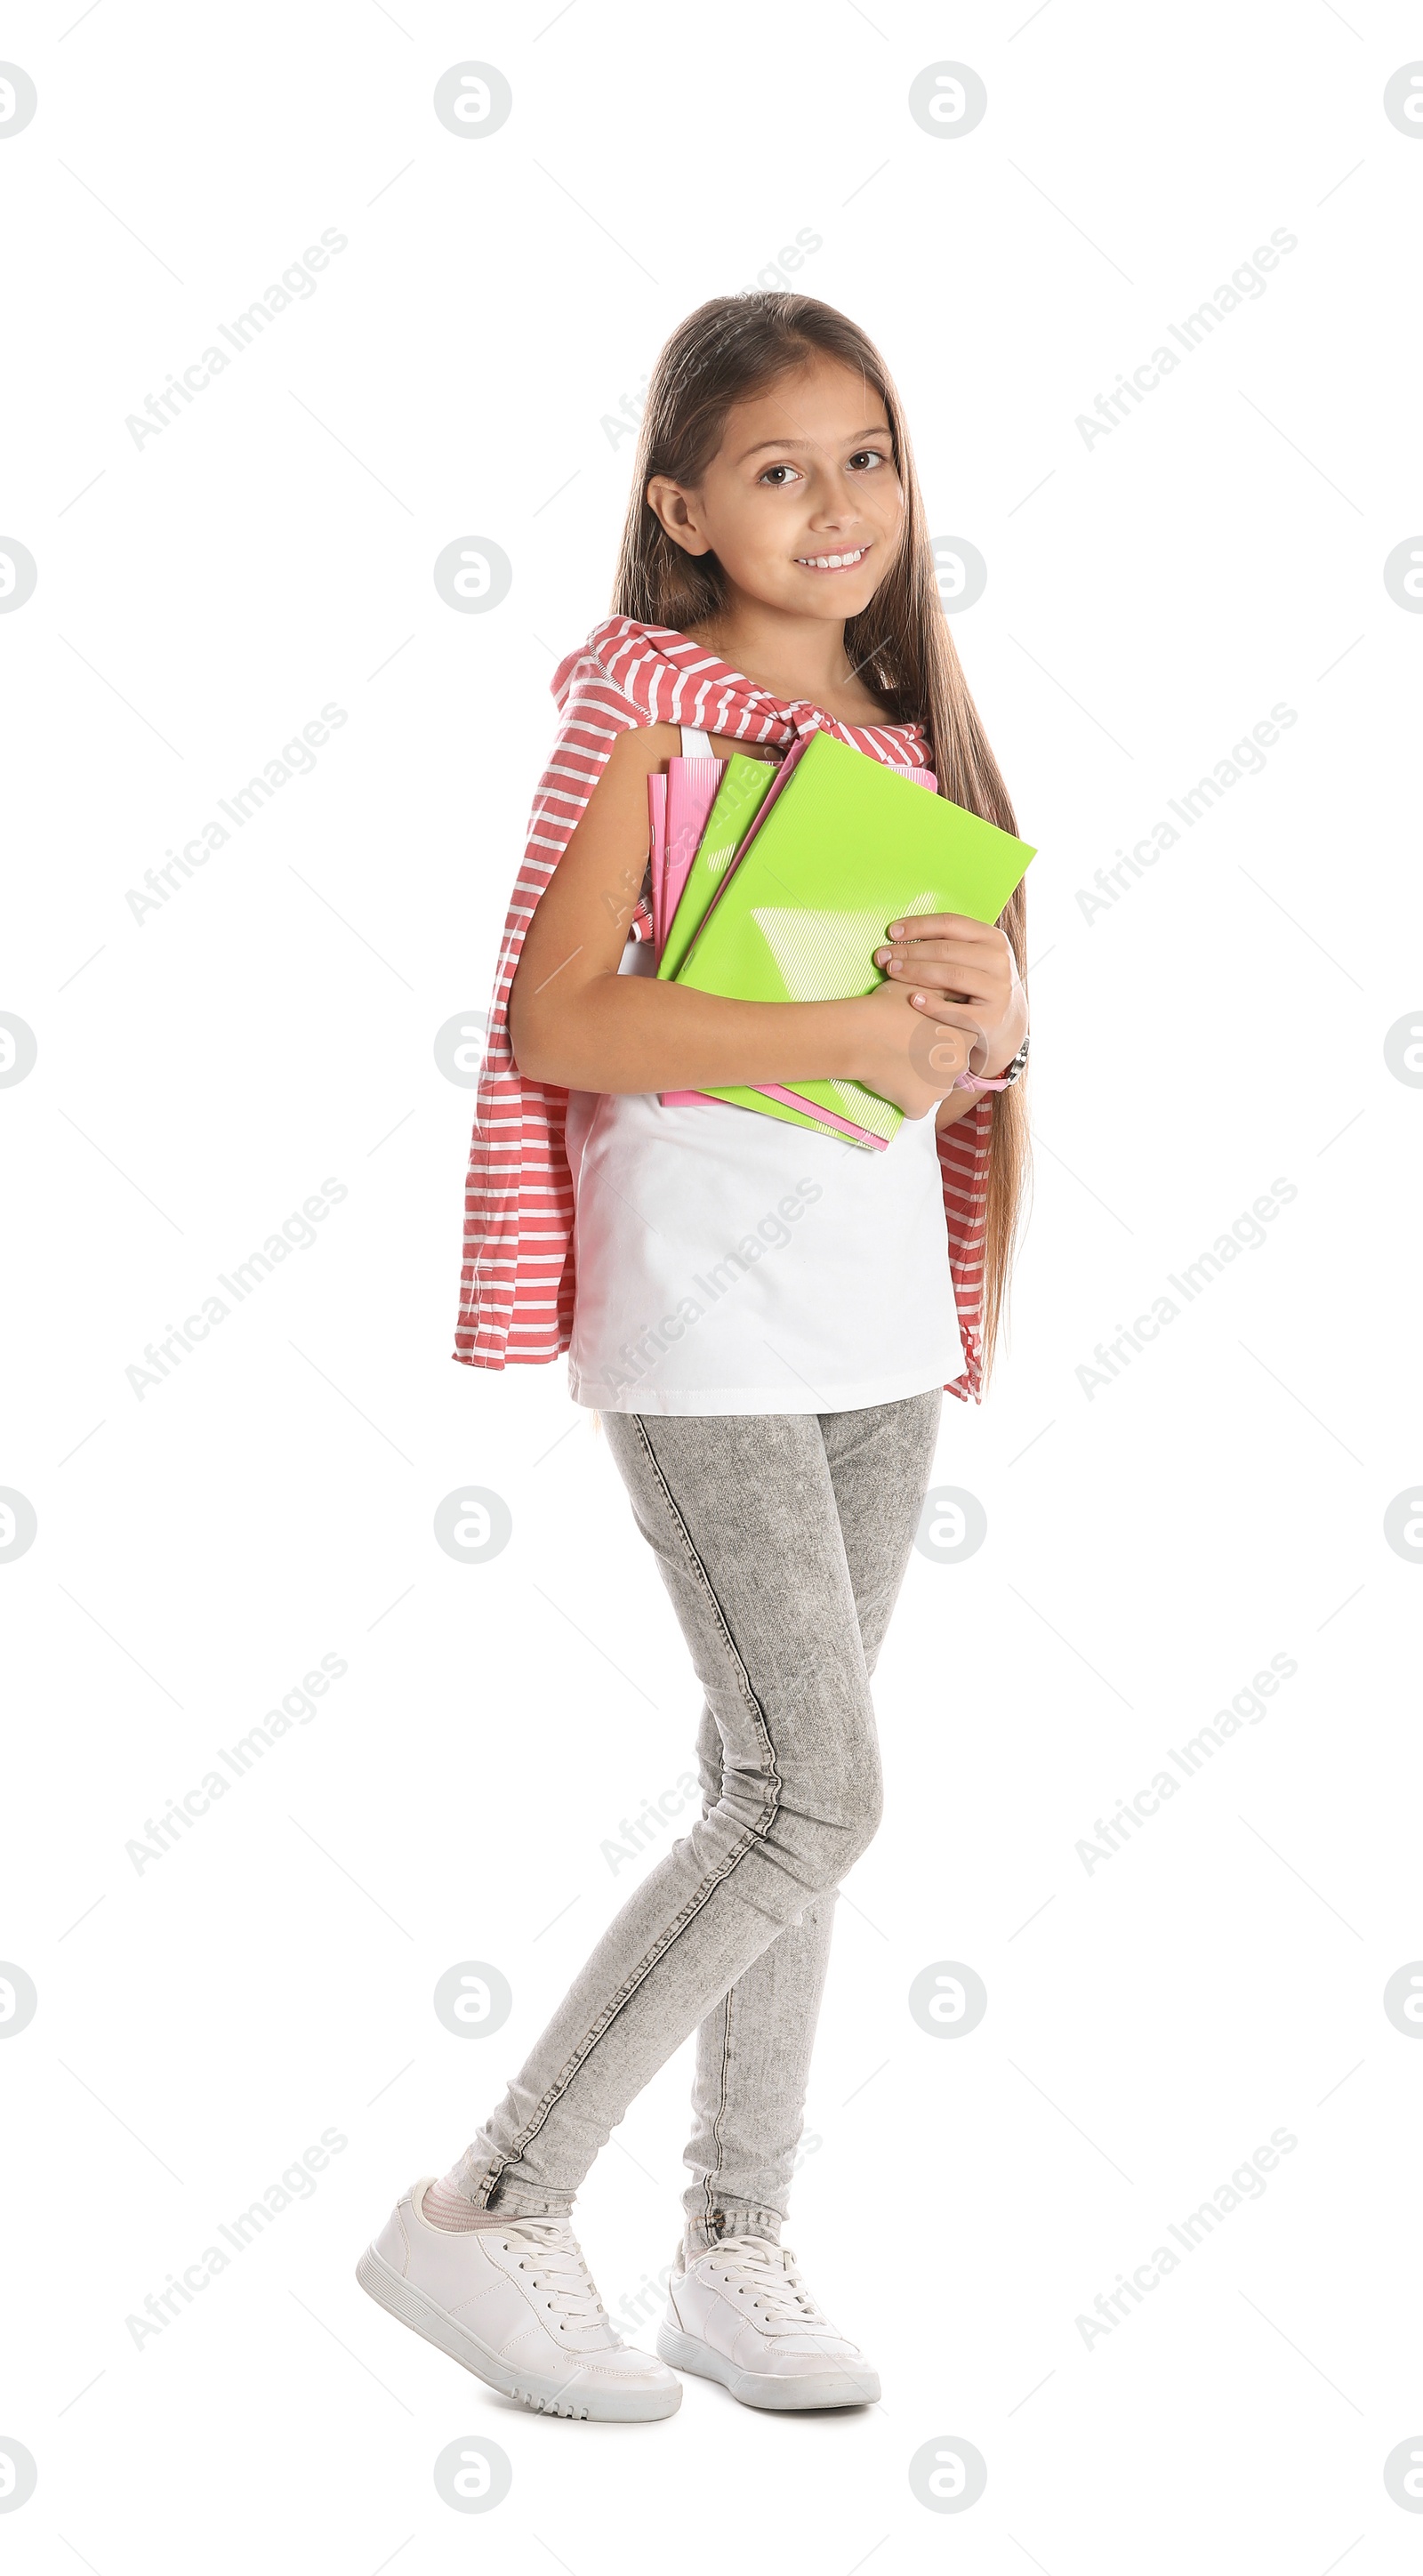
454, 616, 993, 1405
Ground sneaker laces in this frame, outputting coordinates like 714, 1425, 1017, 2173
700, 2234, 846, 2340
496, 2216, 619, 2346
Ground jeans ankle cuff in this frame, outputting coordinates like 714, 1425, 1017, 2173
683, 2202, 784, 2255
452, 2153, 572, 2219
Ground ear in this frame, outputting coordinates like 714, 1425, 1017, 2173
645, 474, 712, 559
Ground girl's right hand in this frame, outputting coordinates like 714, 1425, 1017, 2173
847, 978, 976, 1118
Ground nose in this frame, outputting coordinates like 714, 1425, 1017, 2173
803, 463, 871, 532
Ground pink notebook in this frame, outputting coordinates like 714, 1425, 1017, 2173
664, 758, 939, 1134
647, 772, 668, 952
665, 757, 725, 948
648, 757, 728, 958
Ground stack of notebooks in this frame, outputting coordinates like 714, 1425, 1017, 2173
646, 729, 1036, 1149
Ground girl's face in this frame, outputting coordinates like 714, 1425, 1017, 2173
647, 353, 904, 626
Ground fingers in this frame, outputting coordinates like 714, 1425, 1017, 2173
871, 938, 985, 968
881, 912, 985, 943
874, 937, 981, 970
879, 957, 985, 1004
887, 962, 996, 1021
874, 941, 1003, 1005
873, 915, 1008, 986
904, 991, 991, 1077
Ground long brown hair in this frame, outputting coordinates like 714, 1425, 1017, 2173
611, 291, 1031, 1391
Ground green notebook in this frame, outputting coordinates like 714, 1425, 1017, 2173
676, 730, 1036, 1145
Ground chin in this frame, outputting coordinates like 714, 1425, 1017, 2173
785, 579, 877, 615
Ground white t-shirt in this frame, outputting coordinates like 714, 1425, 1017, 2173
563, 733, 965, 1416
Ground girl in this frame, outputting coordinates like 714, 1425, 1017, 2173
358, 294, 1030, 2421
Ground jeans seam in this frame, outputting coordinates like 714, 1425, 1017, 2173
703, 1981, 734, 2233
473, 1412, 784, 2206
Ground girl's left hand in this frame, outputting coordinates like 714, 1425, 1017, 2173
872, 914, 1026, 1076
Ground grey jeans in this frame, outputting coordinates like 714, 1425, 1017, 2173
454, 1389, 942, 2251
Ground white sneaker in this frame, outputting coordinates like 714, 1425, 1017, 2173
657, 2233, 880, 2410
357, 2180, 681, 2421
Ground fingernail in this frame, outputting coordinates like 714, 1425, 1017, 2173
888, 922, 904, 937
911, 991, 927, 1005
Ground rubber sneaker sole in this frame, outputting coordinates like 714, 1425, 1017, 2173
356, 2241, 681, 2421
656, 2320, 880, 2411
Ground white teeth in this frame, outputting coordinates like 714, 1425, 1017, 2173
796, 546, 866, 569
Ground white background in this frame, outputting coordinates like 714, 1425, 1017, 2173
4, 0, 1421, 2566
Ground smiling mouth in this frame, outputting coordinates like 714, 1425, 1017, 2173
792, 543, 872, 573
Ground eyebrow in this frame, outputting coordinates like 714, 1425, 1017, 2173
736, 424, 893, 464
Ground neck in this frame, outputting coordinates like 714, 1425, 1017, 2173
687, 595, 865, 711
